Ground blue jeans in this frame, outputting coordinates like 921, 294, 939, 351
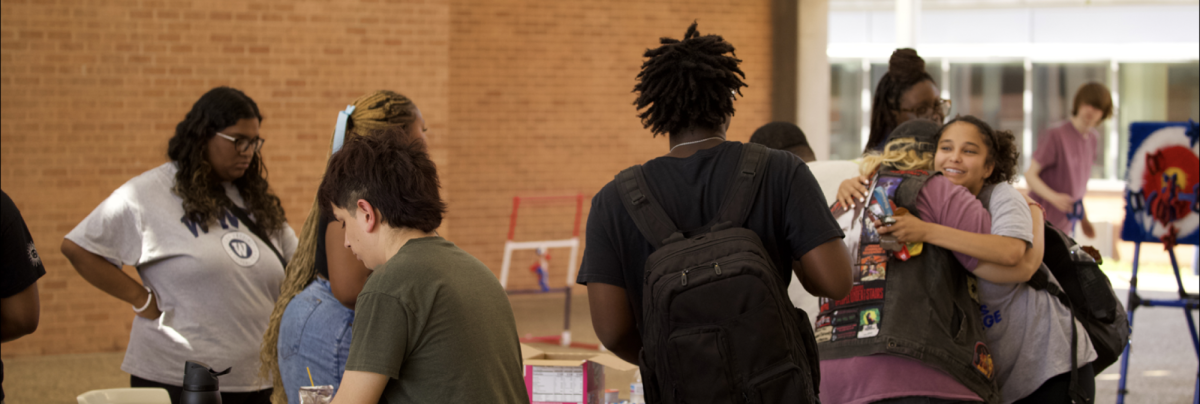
278, 278, 354, 404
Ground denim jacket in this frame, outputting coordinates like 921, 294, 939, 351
816, 169, 1000, 404
278, 278, 354, 404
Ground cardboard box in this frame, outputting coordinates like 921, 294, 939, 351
521, 349, 639, 404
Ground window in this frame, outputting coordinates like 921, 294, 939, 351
828, 60, 1200, 182
1117, 62, 1200, 179
1031, 63, 1111, 179
830, 61, 865, 160
948, 63, 1026, 158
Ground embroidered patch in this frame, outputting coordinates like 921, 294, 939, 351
974, 342, 995, 379
221, 231, 260, 267
857, 307, 881, 338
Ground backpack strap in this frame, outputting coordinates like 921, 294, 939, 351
1046, 279, 1088, 404
709, 142, 771, 231
976, 183, 998, 210
616, 166, 683, 249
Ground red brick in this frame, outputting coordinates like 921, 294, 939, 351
0, 0, 773, 358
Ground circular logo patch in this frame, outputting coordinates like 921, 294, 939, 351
222, 231, 260, 267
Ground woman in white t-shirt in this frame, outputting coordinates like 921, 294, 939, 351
62, 87, 298, 404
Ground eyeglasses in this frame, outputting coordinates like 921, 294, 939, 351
215, 132, 265, 153
899, 98, 953, 121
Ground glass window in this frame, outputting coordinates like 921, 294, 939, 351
947, 63, 1026, 154
1117, 62, 1200, 179
827, 60, 948, 160
1031, 63, 1111, 179
830, 61, 865, 160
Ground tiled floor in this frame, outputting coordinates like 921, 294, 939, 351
2, 289, 601, 404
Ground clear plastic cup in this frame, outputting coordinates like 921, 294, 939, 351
299, 385, 334, 404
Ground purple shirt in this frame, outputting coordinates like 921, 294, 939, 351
1030, 121, 1099, 230
820, 175, 991, 404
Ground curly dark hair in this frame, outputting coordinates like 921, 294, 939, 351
937, 115, 1020, 185
865, 48, 936, 153
633, 22, 748, 137
167, 87, 286, 235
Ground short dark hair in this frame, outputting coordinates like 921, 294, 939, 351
1073, 82, 1113, 121
937, 115, 1020, 185
633, 22, 747, 137
749, 122, 814, 160
317, 129, 445, 232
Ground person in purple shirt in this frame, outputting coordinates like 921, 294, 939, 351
821, 135, 993, 404
1025, 82, 1112, 237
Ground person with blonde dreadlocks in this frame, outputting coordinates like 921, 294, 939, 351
259, 90, 427, 404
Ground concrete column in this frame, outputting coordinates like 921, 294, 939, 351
896, 0, 921, 49
797, 0, 831, 160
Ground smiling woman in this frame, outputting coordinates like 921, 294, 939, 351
60, 86, 297, 404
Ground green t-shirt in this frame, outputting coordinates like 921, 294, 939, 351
345, 236, 529, 404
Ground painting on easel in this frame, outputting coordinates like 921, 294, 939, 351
1121, 121, 1200, 248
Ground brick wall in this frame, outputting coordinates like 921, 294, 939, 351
0, 0, 773, 356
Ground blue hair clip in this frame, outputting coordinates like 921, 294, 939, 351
331, 105, 356, 154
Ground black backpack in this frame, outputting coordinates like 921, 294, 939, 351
1028, 222, 1131, 402
616, 143, 821, 404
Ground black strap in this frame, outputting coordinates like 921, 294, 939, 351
227, 204, 288, 268
1046, 278, 1090, 403
708, 143, 770, 232
615, 143, 770, 248
616, 166, 682, 249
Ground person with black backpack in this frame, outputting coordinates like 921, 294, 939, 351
875, 117, 1103, 404
575, 22, 854, 404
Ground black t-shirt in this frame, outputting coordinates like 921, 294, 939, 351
1, 190, 48, 401
575, 142, 843, 331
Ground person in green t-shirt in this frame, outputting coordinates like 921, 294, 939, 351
317, 131, 529, 404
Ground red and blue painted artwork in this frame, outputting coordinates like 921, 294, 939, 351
1122, 121, 1200, 248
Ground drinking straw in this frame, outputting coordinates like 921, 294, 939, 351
306, 367, 315, 387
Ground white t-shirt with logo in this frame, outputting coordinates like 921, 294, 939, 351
66, 163, 298, 391
978, 182, 1096, 403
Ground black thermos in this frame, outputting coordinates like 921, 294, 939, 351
181, 360, 228, 404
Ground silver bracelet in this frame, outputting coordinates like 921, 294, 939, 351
132, 286, 154, 313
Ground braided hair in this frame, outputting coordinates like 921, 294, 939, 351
258, 90, 420, 404
864, 48, 935, 153
633, 22, 748, 137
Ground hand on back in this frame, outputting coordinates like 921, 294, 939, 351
836, 176, 870, 209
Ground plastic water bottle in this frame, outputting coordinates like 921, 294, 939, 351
181, 361, 225, 404
629, 371, 645, 404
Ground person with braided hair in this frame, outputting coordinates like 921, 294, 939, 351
62, 87, 297, 404
836, 48, 949, 211
259, 90, 426, 404
866, 48, 948, 153
577, 21, 852, 396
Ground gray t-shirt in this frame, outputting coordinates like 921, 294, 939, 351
977, 183, 1097, 403
346, 236, 529, 404
66, 163, 298, 391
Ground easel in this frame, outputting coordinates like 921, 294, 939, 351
1116, 120, 1200, 403
1117, 242, 1199, 404
498, 193, 599, 350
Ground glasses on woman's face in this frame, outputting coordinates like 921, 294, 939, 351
215, 132, 265, 153
899, 98, 952, 121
